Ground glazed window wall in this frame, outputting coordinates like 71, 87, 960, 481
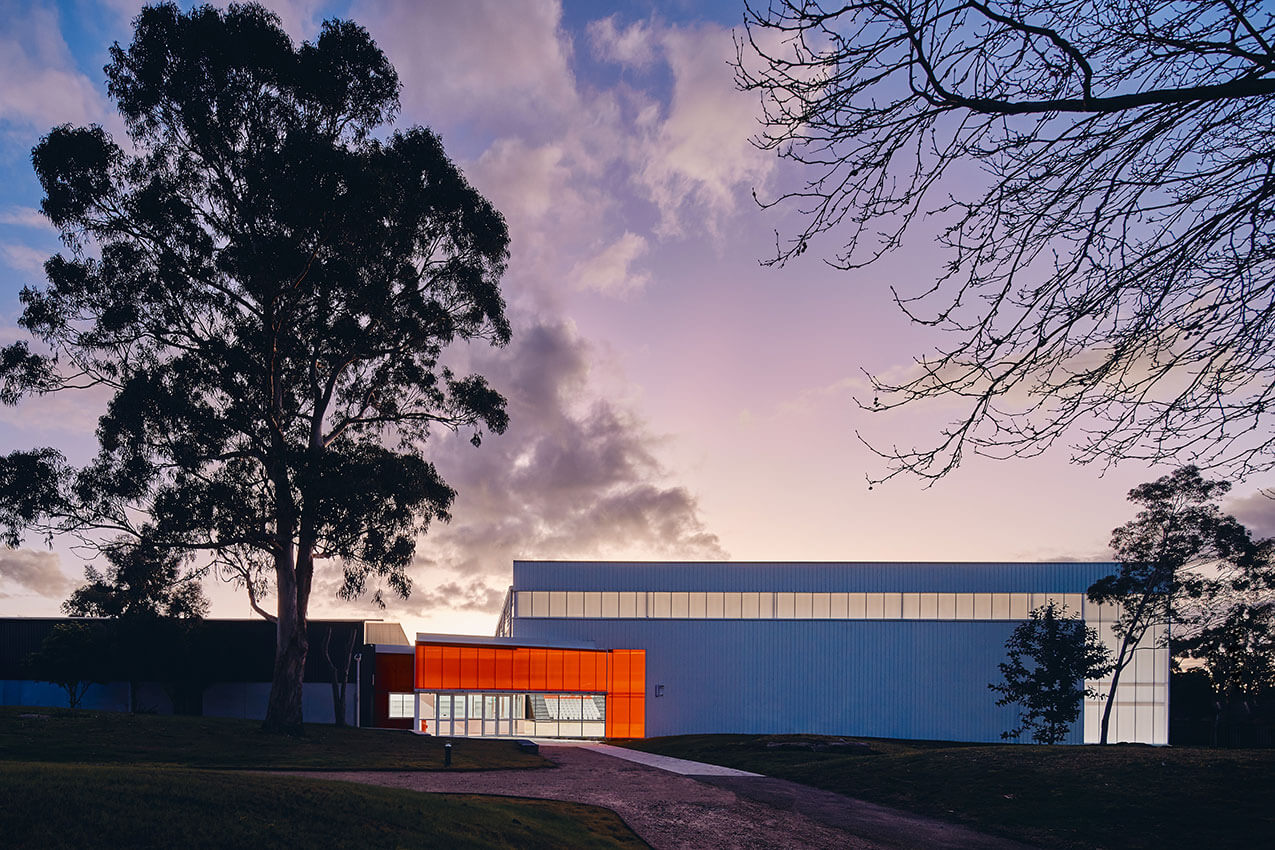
1082, 600, 1170, 745
387, 693, 414, 719
515, 591, 1087, 621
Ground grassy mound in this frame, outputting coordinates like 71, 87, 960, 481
625, 734, 1275, 849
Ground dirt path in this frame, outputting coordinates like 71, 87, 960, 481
276, 743, 1036, 850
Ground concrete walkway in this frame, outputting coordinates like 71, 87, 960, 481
279, 744, 1038, 849
545, 740, 762, 776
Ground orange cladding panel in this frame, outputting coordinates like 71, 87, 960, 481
513, 648, 531, 690
496, 649, 514, 689
461, 647, 479, 684
441, 646, 461, 688
477, 648, 495, 689
547, 650, 564, 689
530, 648, 548, 691
564, 650, 581, 691
578, 652, 596, 692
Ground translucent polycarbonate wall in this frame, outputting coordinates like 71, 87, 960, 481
1082, 601, 1169, 745
509, 561, 1170, 744
515, 590, 1088, 622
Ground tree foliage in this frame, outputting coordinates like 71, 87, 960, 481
737, 1, 1275, 483
1089, 466, 1269, 743
26, 622, 110, 709
63, 539, 208, 620
0, 3, 511, 732
989, 602, 1113, 744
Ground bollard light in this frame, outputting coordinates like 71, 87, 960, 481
444, 741, 452, 767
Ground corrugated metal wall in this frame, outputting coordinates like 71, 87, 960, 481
510, 561, 1128, 743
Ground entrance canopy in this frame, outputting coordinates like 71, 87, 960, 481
412, 634, 645, 738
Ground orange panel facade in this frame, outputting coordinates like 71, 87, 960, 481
413, 641, 646, 738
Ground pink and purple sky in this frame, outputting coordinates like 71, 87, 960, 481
2, 0, 1273, 638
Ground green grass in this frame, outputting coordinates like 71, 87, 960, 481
623, 734, 1275, 850
0, 762, 646, 849
0, 706, 542, 770
1, 707, 647, 848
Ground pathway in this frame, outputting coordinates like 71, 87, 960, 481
279, 742, 1037, 850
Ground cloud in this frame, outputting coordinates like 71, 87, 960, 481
569, 231, 650, 294
1226, 491, 1275, 540
1, 242, 48, 274
0, 548, 70, 599
631, 23, 775, 238
355, 0, 579, 138
0, 3, 107, 132
0, 207, 54, 230
389, 317, 725, 617
587, 15, 656, 68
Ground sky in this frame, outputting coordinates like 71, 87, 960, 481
2, 0, 1274, 639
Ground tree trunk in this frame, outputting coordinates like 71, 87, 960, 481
1100, 629, 1140, 744
323, 625, 356, 727
262, 546, 307, 735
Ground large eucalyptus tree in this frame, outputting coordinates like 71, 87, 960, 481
0, 3, 511, 733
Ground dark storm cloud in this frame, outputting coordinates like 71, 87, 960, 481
400, 317, 726, 615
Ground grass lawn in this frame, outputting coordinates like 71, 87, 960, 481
1, 707, 647, 849
624, 734, 1275, 850
0, 762, 646, 849
0, 706, 541, 770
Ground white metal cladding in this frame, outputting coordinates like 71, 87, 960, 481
508, 561, 1168, 744
512, 560, 1120, 592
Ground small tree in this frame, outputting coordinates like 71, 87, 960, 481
26, 622, 110, 709
1089, 466, 1263, 744
63, 539, 208, 713
990, 602, 1113, 744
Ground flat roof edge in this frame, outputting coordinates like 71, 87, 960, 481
415, 632, 598, 651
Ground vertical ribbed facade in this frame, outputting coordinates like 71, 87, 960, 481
508, 561, 1168, 744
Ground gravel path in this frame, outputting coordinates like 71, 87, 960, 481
275, 743, 1036, 850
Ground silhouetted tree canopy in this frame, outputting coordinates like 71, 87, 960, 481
989, 601, 1112, 744
26, 622, 110, 709
0, 3, 511, 733
1089, 466, 1269, 743
63, 539, 208, 620
737, 1, 1275, 484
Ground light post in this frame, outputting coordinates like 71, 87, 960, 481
353, 651, 363, 727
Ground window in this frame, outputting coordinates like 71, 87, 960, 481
795, 592, 814, 619
812, 593, 831, 619
567, 591, 584, 617
724, 592, 743, 618
742, 592, 761, 618
706, 592, 724, 618
831, 592, 849, 618
776, 592, 795, 619
937, 594, 956, 619
601, 592, 619, 618
919, 593, 938, 619
689, 592, 707, 618
671, 592, 689, 618
848, 593, 867, 618
901, 594, 920, 619
865, 593, 884, 619
549, 591, 566, 617
388, 693, 414, 719
584, 592, 602, 618
652, 592, 671, 618
879, 593, 900, 618
973, 593, 992, 619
